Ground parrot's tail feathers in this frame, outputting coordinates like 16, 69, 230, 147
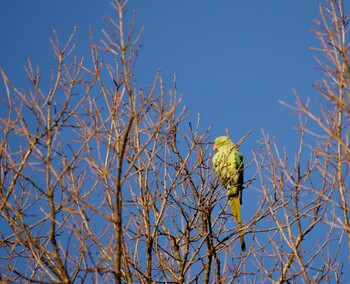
237, 218, 246, 252
229, 196, 246, 252
240, 235, 246, 252
229, 196, 240, 222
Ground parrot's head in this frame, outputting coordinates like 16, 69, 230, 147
213, 136, 234, 151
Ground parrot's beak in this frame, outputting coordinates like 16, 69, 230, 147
212, 144, 216, 150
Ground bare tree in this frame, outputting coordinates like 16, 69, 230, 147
251, 0, 349, 282
0, 0, 349, 283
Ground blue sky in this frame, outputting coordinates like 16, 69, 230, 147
0, 0, 322, 214
3, 0, 346, 280
0, 2, 320, 149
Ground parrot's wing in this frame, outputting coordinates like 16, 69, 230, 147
234, 150, 244, 204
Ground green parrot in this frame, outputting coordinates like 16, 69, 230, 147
212, 136, 246, 252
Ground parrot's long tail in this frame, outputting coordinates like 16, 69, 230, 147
230, 196, 246, 252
